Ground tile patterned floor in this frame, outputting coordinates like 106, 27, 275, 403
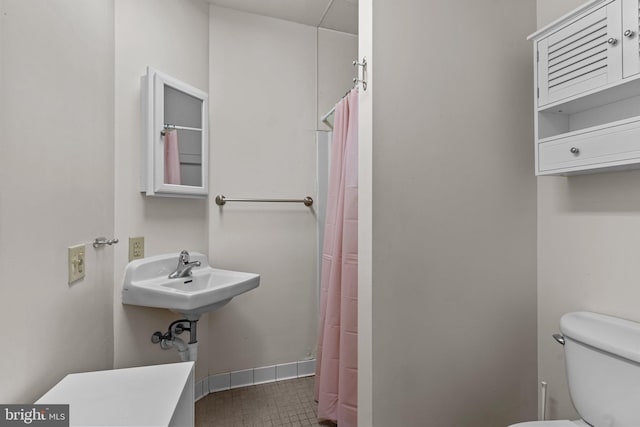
195, 376, 336, 427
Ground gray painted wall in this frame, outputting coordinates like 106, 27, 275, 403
371, 1, 538, 425
113, 0, 211, 382
0, 0, 115, 403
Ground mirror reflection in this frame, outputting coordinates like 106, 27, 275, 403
163, 86, 203, 187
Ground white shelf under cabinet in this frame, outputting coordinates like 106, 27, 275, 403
538, 115, 640, 175
538, 73, 640, 116
529, 0, 640, 176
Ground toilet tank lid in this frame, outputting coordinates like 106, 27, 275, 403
561, 312, 640, 364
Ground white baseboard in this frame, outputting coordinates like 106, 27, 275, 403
195, 359, 316, 401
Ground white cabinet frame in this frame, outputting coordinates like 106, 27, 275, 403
141, 67, 209, 198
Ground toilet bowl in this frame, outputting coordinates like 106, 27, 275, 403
508, 312, 640, 427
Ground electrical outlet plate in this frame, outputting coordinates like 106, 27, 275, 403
129, 237, 144, 261
68, 244, 86, 284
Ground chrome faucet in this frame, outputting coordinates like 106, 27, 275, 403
169, 250, 201, 279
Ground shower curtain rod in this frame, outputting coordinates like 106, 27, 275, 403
321, 106, 337, 129
321, 85, 356, 129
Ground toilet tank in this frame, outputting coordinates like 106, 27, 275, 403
561, 312, 640, 427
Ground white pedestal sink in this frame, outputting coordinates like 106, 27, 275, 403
122, 252, 260, 321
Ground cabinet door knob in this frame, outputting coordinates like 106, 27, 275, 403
607, 37, 618, 45
624, 29, 635, 38
570, 147, 580, 155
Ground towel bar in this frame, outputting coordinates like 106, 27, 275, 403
215, 195, 313, 207
161, 123, 203, 136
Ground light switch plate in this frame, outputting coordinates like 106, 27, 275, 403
68, 244, 86, 284
129, 237, 144, 261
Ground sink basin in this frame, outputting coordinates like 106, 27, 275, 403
122, 252, 260, 320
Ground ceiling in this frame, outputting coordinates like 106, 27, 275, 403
206, 0, 358, 34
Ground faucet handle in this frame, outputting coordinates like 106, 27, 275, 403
178, 250, 190, 264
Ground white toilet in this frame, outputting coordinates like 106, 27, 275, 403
510, 311, 640, 427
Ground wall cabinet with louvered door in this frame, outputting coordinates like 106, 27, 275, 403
537, 0, 621, 107
529, 0, 640, 176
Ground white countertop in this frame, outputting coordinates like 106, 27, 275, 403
36, 362, 194, 427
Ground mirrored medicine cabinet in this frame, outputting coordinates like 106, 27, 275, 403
141, 67, 209, 198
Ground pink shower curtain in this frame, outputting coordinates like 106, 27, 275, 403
315, 89, 358, 427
